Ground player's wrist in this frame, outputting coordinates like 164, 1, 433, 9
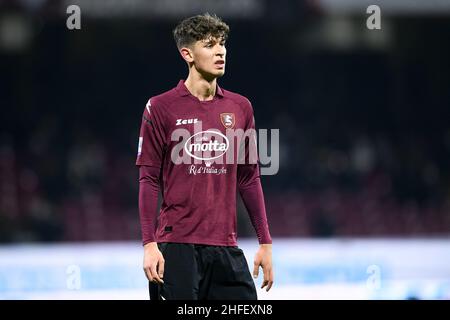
144, 241, 158, 250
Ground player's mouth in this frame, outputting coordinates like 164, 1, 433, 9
214, 60, 225, 69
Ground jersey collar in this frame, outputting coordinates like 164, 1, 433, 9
176, 80, 224, 98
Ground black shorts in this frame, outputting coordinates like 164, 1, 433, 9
149, 242, 257, 300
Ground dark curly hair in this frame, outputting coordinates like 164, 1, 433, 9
173, 13, 230, 49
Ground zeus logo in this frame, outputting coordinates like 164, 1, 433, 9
184, 130, 229, 161
176, 118, 198, 126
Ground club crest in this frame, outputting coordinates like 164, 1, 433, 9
220, 113, 235, 129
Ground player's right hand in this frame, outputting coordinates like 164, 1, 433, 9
143, 242, 165, 284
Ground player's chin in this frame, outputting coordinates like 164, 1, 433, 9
213, 69, 225, 78
202, 68, 225, 80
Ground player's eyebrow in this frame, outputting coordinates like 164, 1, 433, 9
202, 37, 226, 46
203, 38, 216, 45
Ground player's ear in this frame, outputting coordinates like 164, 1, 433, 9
180, 46, 194, 63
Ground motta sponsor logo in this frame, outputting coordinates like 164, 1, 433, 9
170, 121, 280, 175
184, 130, 229, 161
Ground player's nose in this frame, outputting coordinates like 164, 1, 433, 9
215, 44, 226, 57
216, 51, 225, 59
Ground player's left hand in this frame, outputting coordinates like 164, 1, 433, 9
253, 243, 274, 292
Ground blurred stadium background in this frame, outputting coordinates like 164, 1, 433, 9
1, 0, 450, 299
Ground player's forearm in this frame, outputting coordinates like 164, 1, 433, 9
238, 165, 272, 244
240, 179, 272, 244
139, 166, 161, 245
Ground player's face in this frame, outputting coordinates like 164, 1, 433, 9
192, 36, 226, 80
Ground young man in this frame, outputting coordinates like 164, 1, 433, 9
136, 13, 273, 300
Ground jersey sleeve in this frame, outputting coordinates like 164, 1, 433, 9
239, 98, 259, 166
135, 98, 168, 168
138, 165, 161, 245
237, 98, 272, 244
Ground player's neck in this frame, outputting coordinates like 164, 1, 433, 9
184, 72, 217, 102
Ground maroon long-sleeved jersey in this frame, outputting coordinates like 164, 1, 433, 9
136, 80, 272, 246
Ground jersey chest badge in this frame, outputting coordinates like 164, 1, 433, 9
220, 113, 235, 129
